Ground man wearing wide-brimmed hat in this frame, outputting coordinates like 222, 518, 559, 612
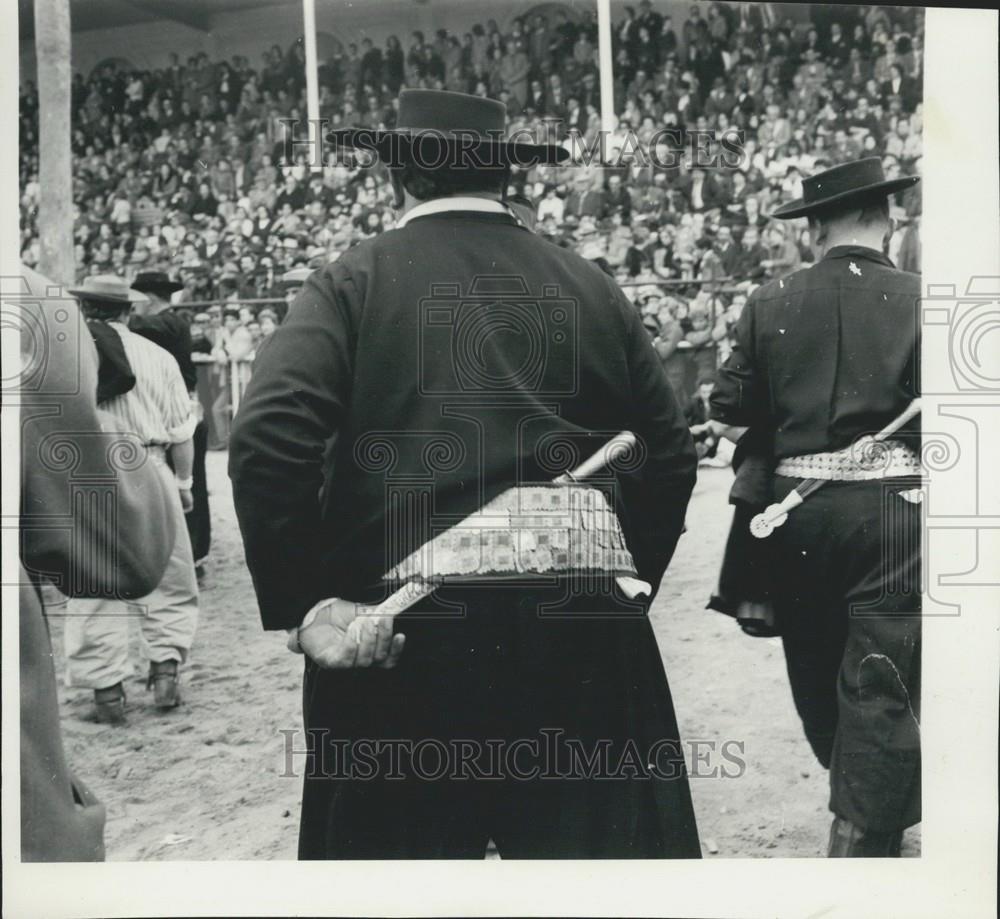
230, 89, 700, 859
64, 275, 200, 723
709, 157, 922, 856
130, 270, 211, 573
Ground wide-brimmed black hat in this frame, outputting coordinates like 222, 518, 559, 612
131, 270, 184, 298
770, 156, 919, 219
329, 89, 570, 168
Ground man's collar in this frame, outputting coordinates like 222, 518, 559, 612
395, 197, 513, 229
823, 244, 894, 268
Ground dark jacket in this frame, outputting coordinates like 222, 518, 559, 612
129, 310, 197, 392
711, 245, 920, 458
229, 209, 696, 630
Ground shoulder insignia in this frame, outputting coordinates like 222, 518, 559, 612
849, 261, 862, 276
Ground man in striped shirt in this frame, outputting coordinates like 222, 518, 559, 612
66, 275, 200, 724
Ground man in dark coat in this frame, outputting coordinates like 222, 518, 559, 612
130, 271, 211, 570
229, 90, 700, 859
709, 157, 922, 857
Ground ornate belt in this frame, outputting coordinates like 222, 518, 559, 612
775, 439, 921, 481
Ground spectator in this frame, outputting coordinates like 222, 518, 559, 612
17, 4, 921, 320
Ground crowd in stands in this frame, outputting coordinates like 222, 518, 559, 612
19, 1, 924, 413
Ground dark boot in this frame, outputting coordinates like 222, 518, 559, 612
147, 660, 181, 710
828, 816, 903, 857
94, 683, 126, 725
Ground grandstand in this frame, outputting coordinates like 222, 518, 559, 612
19, 0, 924, 424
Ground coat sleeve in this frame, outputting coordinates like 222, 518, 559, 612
19, 268, 173, 600
20, 572, 105, 861
709, 293, 768, 428
619, 293, 697, 597
228, 265, 356, 630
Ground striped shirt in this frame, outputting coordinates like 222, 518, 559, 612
100, 322, 196, 446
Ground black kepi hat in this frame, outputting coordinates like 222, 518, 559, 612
770, 156, 919, 220
330, 89, 569, 168
131, 270, 184, 298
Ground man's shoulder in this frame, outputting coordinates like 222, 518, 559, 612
751, 255, 919, 305
117, 323, 179, 368
327, 220, 622, 308
131, 310, 189, 338
746, 267, 809, 305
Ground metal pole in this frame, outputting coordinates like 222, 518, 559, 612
302, 0, 322, 172
596, 0, 615, 134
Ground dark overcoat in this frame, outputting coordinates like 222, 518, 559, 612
230, 207, 701, 857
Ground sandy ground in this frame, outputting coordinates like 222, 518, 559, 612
46, 452, 919, 860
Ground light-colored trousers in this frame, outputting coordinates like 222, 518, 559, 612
64, 453, 199, 690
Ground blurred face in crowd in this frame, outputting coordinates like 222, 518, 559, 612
698, 380, 714, 401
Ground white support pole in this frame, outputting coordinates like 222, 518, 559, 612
596, 0, 616, 135
302, 0, 322, 172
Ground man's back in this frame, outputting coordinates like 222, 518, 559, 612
712, 244, 919, 458
99, 322, 192, 446
130, 312, 196, 391
230, 209, 696, 628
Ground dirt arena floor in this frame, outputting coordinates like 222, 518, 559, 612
46, 452, 919, 860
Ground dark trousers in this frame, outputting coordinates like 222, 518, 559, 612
188, 420, 211, 563
167, 420, 211, 563
772, 477, 921, 833
297, 586, 701, 859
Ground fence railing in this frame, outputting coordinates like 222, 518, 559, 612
194, 275, 747, 448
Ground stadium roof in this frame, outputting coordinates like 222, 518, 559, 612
19, 0, 301, 40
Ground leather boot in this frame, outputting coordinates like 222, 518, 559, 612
147, 660, 181, 710
94, 683, 126, 725
828, 816, 903, 857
